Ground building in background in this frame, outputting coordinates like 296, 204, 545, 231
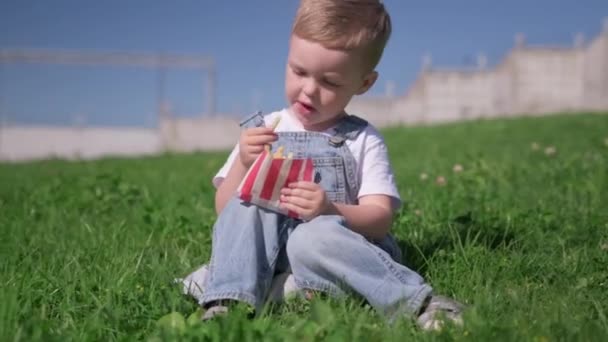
347, 19, 608, 127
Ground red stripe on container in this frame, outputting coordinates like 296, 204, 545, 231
260, 158, 283, 200
303, 158, 314, 182
283, 159, 303, 188
239, 150, 268, 202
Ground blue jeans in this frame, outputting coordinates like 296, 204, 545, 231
200, 196, 433, 320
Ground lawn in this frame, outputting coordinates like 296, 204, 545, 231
1, 113, 607, 341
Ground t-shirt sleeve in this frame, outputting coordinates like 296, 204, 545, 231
357, 130, 402, 211
212, 143, 239, 189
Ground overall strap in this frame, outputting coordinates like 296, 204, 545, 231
328, 115, 369, 147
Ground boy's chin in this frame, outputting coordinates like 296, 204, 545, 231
298, 114, 343, 131
291, 106, 315, 122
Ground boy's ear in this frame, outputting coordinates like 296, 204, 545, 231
356, 71, 378, 95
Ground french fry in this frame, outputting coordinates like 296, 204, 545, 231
263, 117, 281, 154
273, 146, 285, 159
270, 116, 281, 131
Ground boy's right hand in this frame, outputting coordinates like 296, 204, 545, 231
238, 127, 278, 168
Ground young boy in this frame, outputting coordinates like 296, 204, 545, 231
184, 0, 464, 330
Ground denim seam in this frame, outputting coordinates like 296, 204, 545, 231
200, 291, 257, 308
293, 278, 346, 298
313, 157, 342, 165
264, 219, 291, 277
277, 132, 327, 139
206, 217, 221, 288
339, 145, 359, 201
327, 191, 346, 203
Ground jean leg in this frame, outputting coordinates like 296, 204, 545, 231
201, 197, 289, 311
286, 215, 433, 320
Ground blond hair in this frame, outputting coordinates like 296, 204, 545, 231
292, 0, 392, 71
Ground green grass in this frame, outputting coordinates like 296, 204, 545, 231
1, 112, 607, 341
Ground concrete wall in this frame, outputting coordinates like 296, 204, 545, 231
584, 32, 608, 110
347, 20, 608, 127
0, 117, 242, 162
0, 126, 161, 161
158, 116, 240, 152
511, 48, 585, 113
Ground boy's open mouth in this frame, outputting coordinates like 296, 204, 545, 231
295, 101, 315, 115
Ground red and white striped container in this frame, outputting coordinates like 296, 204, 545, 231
237, 149, 314, 218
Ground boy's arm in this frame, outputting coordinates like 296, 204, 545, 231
330, 127, 398, 240
214, 159, 248, 214
327, 195, 394, 240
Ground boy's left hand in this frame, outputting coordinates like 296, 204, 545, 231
280, 181, 331, 221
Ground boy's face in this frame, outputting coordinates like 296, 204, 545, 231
285, 34, 378, 131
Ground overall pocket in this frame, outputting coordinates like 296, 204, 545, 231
312, 157, 348, 204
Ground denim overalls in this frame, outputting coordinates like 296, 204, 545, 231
199, 112, 432, 320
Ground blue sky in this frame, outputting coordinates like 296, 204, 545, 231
0, 0, 606, 127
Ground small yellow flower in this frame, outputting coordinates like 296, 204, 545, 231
531, 142, 540, 150
435, 176, 447, 186
419, 173, 428, 181
453, 164, 464, 173
544, 146, 556, 156
414, 209, 422, 216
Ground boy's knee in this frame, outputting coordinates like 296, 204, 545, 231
213, 198, 269, 235
218, 198, 266, 221
286, 215, 346, 268
223, 196, 253, 212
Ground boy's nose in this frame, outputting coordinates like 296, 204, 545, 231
302, 79, 318, 96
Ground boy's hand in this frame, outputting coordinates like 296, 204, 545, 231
238, 127, 278, 168
280, 181, 332, 221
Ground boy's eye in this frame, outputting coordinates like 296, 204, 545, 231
293, 68, 306, 76
323, 79, 341, 87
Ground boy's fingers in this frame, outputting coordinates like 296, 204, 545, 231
247, 127, 276, 136
247, 145, 264, 154
288, 181, 318, 190
246, 134, 278, 145
280, 202, 299, 215
280, 201, 310, 217
281, 195, 310, 209
281, 188, 314, 200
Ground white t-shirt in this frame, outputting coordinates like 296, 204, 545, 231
213, 108, 402, 210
